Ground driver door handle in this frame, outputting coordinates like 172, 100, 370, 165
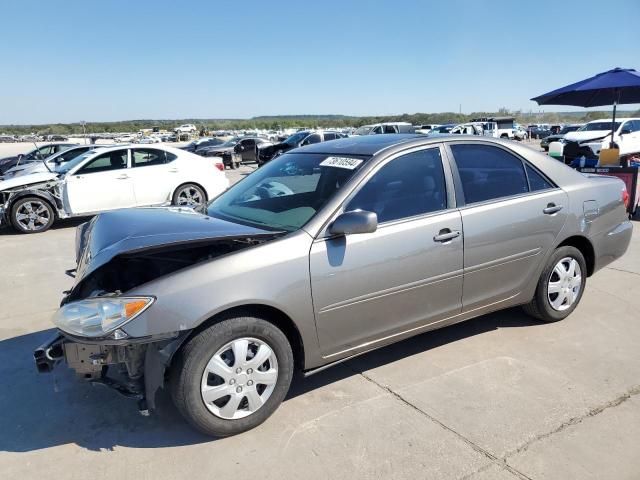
169, 168, 179, 173
117, 174, 129, 180
543, 203, 563, 215
434, 229, 461, 243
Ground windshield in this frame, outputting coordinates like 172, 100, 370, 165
56, 151, 96, 174
283, 132, 308, 145
207, 152, 367, 231
354, 126, 372, 136
580, 122, 620, 131
218, 137, 240, 148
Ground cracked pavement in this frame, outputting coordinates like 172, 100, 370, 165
0, 163, 639, 479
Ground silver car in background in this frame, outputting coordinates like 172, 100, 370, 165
35, 134, 632, 437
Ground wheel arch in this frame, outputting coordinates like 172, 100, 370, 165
7, 191, 60, 224
556, 235, 595, 276
184, 304, 305, 371
171, 181, 209, 204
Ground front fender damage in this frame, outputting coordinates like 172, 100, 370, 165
1, 179, 66, 224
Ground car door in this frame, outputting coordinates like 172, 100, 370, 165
447, 142, 568, 311
64, 149, 136, 215
239, 139, 255, 162
309, 145, 463, 357
128, 148, 176, 205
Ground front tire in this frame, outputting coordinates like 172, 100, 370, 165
523, 246, 587, 322
11, 196, 55, 234
170, 315, 294, 437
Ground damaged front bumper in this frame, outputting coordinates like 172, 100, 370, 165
34, 330, 189, 414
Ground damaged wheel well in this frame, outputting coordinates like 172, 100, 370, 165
187, 304, 306, 371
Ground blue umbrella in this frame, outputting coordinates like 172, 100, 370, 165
531, 67, 640, 147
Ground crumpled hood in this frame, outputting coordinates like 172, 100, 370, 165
0, 171, 58, 190
564, 130, 611, 143
74, 207, 276, 285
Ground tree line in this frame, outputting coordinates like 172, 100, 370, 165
2, 110, 638, 135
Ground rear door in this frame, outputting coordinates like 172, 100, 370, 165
447, 142, 568, 310
64, 149, 136, 214
128, 148, 177, 205
310, 145, 463, 357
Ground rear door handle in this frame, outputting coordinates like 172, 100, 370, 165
117, 174, 129, 180
434, 229, 461, 243
543, 203, 563, 215
169, 168, 179, 173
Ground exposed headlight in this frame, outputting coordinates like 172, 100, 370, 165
53, 296, 154, 338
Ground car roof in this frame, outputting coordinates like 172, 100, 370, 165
293, 133, 542, 157
587, 117, 638, 123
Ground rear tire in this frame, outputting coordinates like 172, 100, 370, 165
523, 246, 587, 322
170, 315, 294, 437
172, 183, 206, 208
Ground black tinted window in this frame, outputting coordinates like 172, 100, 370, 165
132, 148, 174, 167
347, 148, 446, 223
526, 164, 554, 191
451, 144, 528, 203
323, 132, 336, 141
78, 150, 128, 174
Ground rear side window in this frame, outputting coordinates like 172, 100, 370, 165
132, 149, 176, 167
451, 144, 528, 204
525, 164, 554, 191
302, 134, 321, 146
346, 147, 446, 223
323, 132, 336, 141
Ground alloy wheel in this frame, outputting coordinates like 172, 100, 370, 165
200, 337, 278, 420
177, 186, 203, 207
547, 256, 582, 311
15, 200, 51, 232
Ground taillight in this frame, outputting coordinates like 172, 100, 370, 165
214, 162, 224, 172
622, 186, 630, 208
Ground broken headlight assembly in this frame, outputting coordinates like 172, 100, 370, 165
52, 296, 154, 338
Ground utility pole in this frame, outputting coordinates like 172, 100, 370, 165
81, 121, 86, 144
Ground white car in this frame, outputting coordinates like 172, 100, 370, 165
175, 124, 197, 134
1, 145, 98, 179
0, 145, 228, 233
562, 118, 640, 160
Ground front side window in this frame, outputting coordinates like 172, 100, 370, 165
451, 144, 528, 204
207, 152, 367, 231
346, 147, 447, 223
77, 150, 128, 174
132, 148, 175, 167
383, 125, 398, 133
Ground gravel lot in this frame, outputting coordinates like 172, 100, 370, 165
1, 142, 639, 480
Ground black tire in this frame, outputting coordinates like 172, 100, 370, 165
523, 246, 587, 322
172, 183, 206, 207
11, 196, 55, 234
170, 315, 294, 437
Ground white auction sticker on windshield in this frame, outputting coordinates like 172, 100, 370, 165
319, 157, 363, 170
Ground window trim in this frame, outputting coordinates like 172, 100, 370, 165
317, 144, 456, 238
444, 141, 559, 209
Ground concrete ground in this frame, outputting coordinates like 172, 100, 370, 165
1, 159, 639, 480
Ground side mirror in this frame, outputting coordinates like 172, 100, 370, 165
329, 210, 378, 236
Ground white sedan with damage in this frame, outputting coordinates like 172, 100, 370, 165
0, 145, 228, 233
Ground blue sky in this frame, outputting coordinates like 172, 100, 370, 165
2, 0, 639, 124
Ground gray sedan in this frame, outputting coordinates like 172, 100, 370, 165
35, 135, 633, 437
